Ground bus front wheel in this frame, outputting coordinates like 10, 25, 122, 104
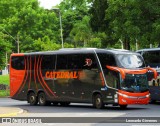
93, 94, 104, 109
38, 92, 48, 106
28, 92, 38, 106
60, 102, 70, 106
120, 105, 127, 109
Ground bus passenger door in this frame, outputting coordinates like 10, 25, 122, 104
97, 53, 119, 104
103, 69, 119, 103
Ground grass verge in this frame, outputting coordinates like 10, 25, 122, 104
0, 75, 9, 97
0, 90, 9, 97
0, 75, 9, 85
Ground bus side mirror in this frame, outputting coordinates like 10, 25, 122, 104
147, 72, 154, 81
147, 67, 158, 79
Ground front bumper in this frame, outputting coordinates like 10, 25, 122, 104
118, 90, 150, 105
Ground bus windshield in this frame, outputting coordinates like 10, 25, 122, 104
120, 74, 148, 92
117, 54, 145, 69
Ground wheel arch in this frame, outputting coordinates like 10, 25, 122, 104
92, 91, 102, 102
37, 89, 45, 96
27, 90, 36, 102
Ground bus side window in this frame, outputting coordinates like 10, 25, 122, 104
41, 55, 56, 70
11, 56, 25, 70
105, 70, 119, 89
68, 54, 83, 70
97, 53, 116, 68
56, 55, 68, 70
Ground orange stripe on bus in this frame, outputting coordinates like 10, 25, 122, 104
39, 57, 56, 97
36, 56, 51, 97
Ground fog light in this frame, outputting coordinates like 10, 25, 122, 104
114, 99, 118, 103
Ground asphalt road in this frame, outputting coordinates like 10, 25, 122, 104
1, 98, 160, 126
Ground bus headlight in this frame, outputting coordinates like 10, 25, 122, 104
146, 94, 150, 98
117, 92, 129, 98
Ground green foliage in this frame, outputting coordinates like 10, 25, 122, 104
70, 16, 92, 47
0, 90, 10, 97
0, 75, 9, 85
0, 32, 11, 69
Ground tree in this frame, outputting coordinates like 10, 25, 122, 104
137, 0, 160, 48
59, 0, 89, 43
70, 16, 92, 47
0, 32, 11, 69
106, 0, 142, 50
1, 0, 60, 52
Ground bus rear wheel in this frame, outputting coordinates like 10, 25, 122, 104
28, 92, 38, 106
93, 94, 104, 109
38, 92, 48, 106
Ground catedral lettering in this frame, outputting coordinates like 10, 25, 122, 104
10, 48, 157, 109
45, 71, 78, 79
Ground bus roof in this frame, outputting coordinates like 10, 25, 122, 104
11, 48, 138, 56
137, 48, 160, 52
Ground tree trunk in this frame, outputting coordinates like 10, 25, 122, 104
123, 37, 130, 50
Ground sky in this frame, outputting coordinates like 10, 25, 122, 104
38, 0, 61, 9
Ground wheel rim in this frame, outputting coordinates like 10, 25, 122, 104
96, 97, 101, 107
40, 95, 45, 104
30, 95, 35, 103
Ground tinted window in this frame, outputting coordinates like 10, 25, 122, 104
56, 55, 68, 69
143, 51, 160, 67
11, 56, 25, 70
97, 53, 116, 68
41, 55, 56, 70
56, 54, 98, 70
104, 70, 119, 89
68, 54, 83, 69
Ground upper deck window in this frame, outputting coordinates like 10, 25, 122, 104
97, 53, 116, 68
56, 54, 98, 70
41, 55, 56, 70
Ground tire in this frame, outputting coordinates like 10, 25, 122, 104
93, 94, 104, 109
38, 92, 48, 106
120, 105, 127, 109
150, 100, 156, 104
60, 102, 70, 106
53, 102, 59, 106
28, 92, 38, 106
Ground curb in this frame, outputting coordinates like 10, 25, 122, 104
0, 108, 24, 117
0, 96, 10, 98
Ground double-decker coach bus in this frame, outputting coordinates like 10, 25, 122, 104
137, 48, 160, 103
10, 48, 157, 109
